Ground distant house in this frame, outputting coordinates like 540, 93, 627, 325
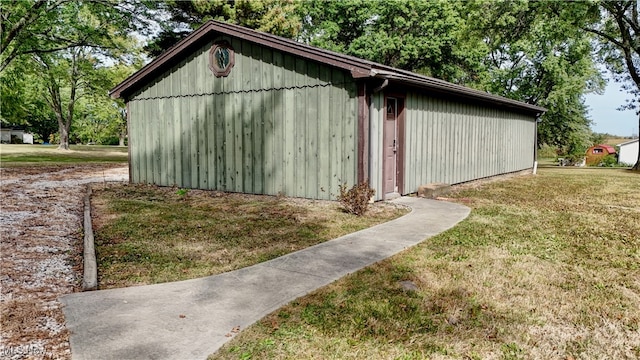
0, 125, 33, 144
618, 139, 639, 166
0, 127, 10, 143
110, 20, 546, 201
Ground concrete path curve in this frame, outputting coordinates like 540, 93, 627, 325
61, 197, 470, 360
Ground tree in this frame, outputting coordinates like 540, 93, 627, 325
0, 0, 152, 72
27, 109, 58, 143
33, 42, 142, 149
299, 0, 602, 155
581, 1, 640, 170
462, 0, 604, 155
0, 58, 31, 124
0, 58, 58, 142
73, 64, 134, 145
145, 0, 302, 56
74, 99, 125, 145
33, 47, 95, 149
298, 0, 484, 83
2, 0, 147, 149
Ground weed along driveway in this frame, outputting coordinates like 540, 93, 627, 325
61, 197, 470, 359
0, 164, 128, 359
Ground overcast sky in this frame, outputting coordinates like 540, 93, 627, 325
585, 79, 638, 137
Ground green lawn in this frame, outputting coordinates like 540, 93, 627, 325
91, 184, 408, 289
210, 167, 640, 360
0, 144, 127, 166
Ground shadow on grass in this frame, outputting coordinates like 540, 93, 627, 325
92, 184, 407, 289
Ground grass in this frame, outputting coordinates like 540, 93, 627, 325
0, 144, 127, 166
535, 157, 557, 167
91, 184, 408, 289
210, 167, 640, 360
605, 138, 635, 146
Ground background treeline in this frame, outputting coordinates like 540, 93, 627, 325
1, 0, 638, 167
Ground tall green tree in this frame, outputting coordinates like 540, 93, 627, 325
0, 57, 31, 124
145, 0, 301, 56
1, 0, 146, 149
300, 0, 602, 155
581, 1, 640, 170
33, 47, 100, 149
73, 98, 126, 145
299, 0, 484, 83
73, 63, 135, 145
0, 57, 57, 141
463, 0, 603, 155
0, 0, 151, 72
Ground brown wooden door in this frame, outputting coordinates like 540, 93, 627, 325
383, 97, 398, 195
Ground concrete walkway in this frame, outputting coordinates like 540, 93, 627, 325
61, 197, 470, 360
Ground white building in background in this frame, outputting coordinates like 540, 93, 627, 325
0, 127, 10, 143
618, 139, 639, 166
0, 125, 33, 144
23, 133, 34, 144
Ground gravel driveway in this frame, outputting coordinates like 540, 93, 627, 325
0, 164, 128, 359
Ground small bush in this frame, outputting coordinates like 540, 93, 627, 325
598, 155, 618, 167
537, 144, 557, 159
175, 188, 189, 197
337, 181, 375, 216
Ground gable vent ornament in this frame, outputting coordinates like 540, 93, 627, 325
209, 41, 234, 77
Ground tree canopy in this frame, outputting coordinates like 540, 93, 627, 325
0, 0, 151, 72
144, 0, 301, 57
1, 0, 637, 167
297, 0, 606, 156
463, 0, 604, 155
583, 0, 640, 169
298, 0, 484, 84
0, 0, 146, 149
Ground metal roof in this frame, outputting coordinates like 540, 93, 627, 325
111, 20, 546, 115
592, 144, 617, 154
618, 139, 639, 147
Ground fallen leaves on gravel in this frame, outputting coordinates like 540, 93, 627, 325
0, 164, 127, 359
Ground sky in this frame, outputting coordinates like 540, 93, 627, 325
585, 80, 638, 137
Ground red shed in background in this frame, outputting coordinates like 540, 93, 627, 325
586, 144, 617, 165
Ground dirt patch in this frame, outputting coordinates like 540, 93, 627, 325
0, 164, 128, 359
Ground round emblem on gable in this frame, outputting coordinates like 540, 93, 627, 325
209, 41, 235, 77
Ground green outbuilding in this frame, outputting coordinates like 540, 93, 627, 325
111, 20, 545, 201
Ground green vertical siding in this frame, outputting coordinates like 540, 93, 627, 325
368, 92, 385, 200
128, 36, 358, 200
402, 93, 536, 194
369, 92, 535, 199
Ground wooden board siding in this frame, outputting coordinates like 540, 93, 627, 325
402, 93, 535, 192
368, 92, 385, 200
128, 36, 358, 200
368, 92, 535, 200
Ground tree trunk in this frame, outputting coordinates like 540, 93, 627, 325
52, 103, 69, 150
57, 122, 69, 150
633, 112, 640, 171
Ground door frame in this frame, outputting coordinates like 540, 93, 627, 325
382, 93, 405, 198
